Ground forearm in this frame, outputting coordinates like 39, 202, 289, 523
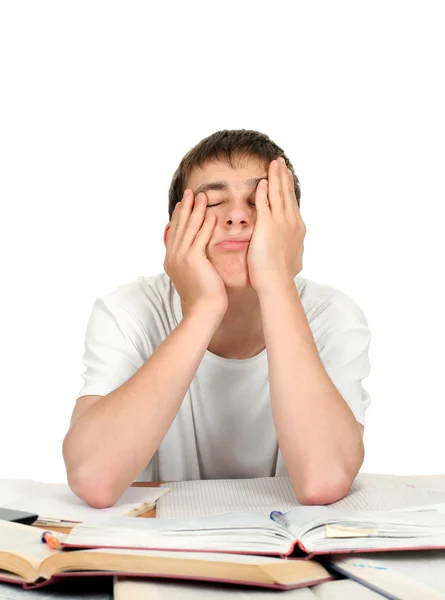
259, 279, 364, 505
63, 305, 223, 507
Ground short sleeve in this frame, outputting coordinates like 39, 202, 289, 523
316, 295, 372, 426
76, 296, 148, 400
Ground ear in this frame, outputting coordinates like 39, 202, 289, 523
163, 224, 170, 247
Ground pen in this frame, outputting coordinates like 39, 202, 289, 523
270, 511, 290, 529
41, 531, 61, 549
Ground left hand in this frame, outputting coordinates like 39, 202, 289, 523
247, 156, 306, 293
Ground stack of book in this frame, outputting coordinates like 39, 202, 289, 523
1, 474, 445, 599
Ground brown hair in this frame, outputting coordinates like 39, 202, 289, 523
167, 129, 301, 220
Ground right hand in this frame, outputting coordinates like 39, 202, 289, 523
164, 189, 228, 319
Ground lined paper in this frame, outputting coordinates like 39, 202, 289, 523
158, 476, 298, 518
157, 474, 445, 519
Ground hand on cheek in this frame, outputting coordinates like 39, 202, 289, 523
247, 157, 306, 293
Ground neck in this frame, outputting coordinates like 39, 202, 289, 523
206, 287, 265, 359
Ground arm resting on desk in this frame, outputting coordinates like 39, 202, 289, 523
63, 306, 224, 508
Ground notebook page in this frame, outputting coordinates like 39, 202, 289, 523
328, 552, 445, 598
157, 474, 445, 519
157, 476, 298, 518
333, 551, 445, 595
311, 579, 384, 599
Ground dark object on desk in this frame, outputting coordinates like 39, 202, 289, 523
0, 507, 39, 525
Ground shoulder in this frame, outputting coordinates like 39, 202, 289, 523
86, 272, 179, 348
96, 272, 176, 324
295, 276, 369, 331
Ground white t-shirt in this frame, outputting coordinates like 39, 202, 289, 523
76, 272, 372, 482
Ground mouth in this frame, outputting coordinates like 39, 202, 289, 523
216, 240, 250, 251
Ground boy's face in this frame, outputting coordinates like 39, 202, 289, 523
165, 154, 268, 289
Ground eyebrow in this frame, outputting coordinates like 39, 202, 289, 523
194, 176, 267, 196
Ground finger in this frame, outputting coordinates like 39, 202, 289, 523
193, 212, 217, 254
255, 179, 269, 215
178, 192, 209, 252
165, 200, 183, 253
285, 167, 303, 220
281, 163, 297, 217
171, 189, 198, 254
268, 158, 285, 214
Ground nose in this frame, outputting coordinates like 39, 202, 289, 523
226, 216, 249, 226
224, 206, 255, 227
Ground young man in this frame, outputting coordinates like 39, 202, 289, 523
63, 129, 371, 508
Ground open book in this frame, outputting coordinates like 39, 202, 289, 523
0, 519, 332, 591
63, 505, 445, 559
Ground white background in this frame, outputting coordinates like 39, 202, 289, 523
1, 1, 444, 482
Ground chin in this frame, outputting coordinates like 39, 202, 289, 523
211, 255, 253, 289
220, 269, 252, 289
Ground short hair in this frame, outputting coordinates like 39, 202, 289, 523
167, 129, 301, 220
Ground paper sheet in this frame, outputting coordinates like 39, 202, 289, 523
156, 473, 445, 519
328, 551, 445, 597
0, 479, 169, 523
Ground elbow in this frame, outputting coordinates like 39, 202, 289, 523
296, 475, 354, 506
63, 436, 119, 509
66, 467, 119, 508
293, 436, 364, 506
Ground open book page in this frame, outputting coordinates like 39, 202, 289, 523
114, 577, 381, 599
65, 505, 445, 556
282, 505, 445, 534
327, 552, 445, 598
64, 513, 293, 555
1, 481, 168, 524
157, 474, 445, 519
0, 521, 67, 581
0, 570, 26, 584
280, 506, 445, 553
